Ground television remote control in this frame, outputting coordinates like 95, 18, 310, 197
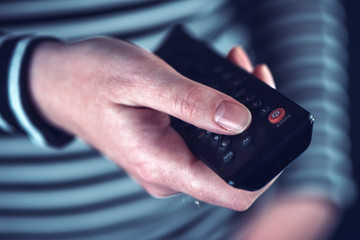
155, 26, 314, 191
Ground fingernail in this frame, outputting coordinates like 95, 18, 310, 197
214, 101, 252, 133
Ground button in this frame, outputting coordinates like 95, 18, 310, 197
241, 136, 252, 147
221, 73, 233, 81
232, 79, 243, 88
204, 131, 212, 139
268, 108, 286, 124
249, 100, 262, 110
219, 139, 231, 152
235, 89, 247, 99
213, 66, 223, 75
198, 130, 212, 140
242, 94, 256, 103
211, 135, 222, 146
259, 105, 270, 116
223, 151, 235, 164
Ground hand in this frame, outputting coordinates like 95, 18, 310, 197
235, 196, 340, 240
29, 37, 275, 211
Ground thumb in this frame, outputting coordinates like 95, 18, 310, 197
106, 43, 252, 135
135, 71, 252, 135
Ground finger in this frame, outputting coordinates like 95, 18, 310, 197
253, 64, 276, 89
122, 110, 272, 211
146, 128, 273, 211
145, 77, 251, 135
105, 42, 252, 135
126, 63, 252, 135
137, 178, 181, 198
226, 46, 276, 89
227, 46, 253, 72
184, 160, 274, 211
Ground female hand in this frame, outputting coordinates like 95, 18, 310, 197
29, 37, 275, 211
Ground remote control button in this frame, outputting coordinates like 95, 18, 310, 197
268, 108, 286, 124
198, 130, 212, 140
221, 73, 233, 81
232, 79, 243, 88
259, 105, 270, 116
211, 135, 222, 146
243, 94, 256, 104
219, 139, 231, 152
213, 66, 224, 75
249, 100, 262, 110
235, 89, 247, 99
204, 131, 212, 139
223, 151, 235, 164
196, 128, 212, 139
241, 136, 252, 147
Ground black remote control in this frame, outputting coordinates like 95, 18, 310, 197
155, 26, 314, 191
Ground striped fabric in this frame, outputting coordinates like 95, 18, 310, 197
0, 0, 356, 239
246, 0, 356, 207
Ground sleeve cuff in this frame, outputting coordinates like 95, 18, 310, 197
6, 35, 74, 147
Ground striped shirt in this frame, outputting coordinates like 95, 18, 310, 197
0, 0, 356, 239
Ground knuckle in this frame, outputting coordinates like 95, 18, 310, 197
137, 162, 162, 184
174, 84, 205, 121
138, 167, 156, 184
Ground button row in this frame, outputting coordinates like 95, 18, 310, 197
191, 63, 286, 126
209, 134, 230, 152
196, 129, 254, 165
196, 130, 235, 164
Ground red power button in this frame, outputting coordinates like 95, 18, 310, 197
268, 108, 286, 124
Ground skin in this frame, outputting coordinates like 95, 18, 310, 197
29, 37, 338, 239
29, 38, 272, 211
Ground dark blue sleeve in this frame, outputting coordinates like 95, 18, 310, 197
0, 33, 73, 147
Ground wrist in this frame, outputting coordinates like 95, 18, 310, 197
27, 39, 74, 146
29, 40, 63, 124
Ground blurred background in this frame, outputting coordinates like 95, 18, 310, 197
330, 1, 360, 239
0, 1, 358, 239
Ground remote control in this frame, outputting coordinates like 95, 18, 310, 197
155, 26, 314, 191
